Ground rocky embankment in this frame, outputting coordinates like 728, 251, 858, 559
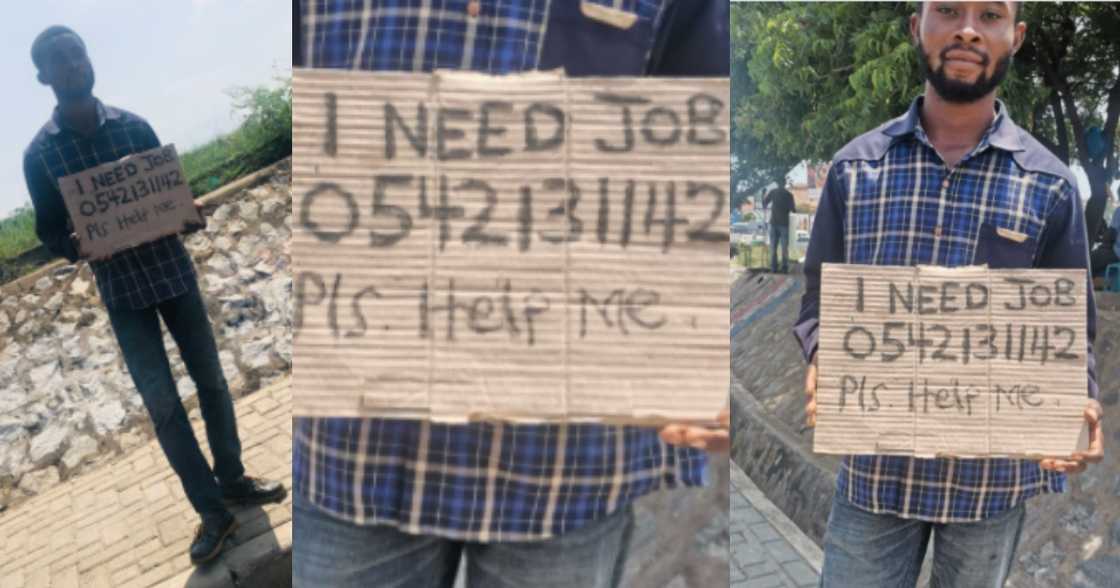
731, 267, 1120, 588
0, 161, 292, 510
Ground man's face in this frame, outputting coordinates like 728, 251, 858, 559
910, 2, 1025, 104
38, 33, 95, 100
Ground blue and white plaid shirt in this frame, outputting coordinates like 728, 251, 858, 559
24, 101, 196, 311
294, 0, 727, 541
795, 97, 1098, 523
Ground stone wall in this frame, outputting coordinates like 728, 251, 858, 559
730, 268, 1120, 587
0, 161, 292, 510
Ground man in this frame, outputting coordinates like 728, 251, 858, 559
23, 26, 285, 564
796, 2, 1104, 585
763, 180, 796, 272
292, 1, 728, 586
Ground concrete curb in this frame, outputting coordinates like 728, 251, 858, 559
731, 461, 823, 572
2, 156, 291, 295
730, 374, 836, 545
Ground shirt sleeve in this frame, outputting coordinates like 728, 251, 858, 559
23, 150, 80, 263
647, 0, 729, 77
141, 121, 162, 150
1036, 181, 1098, 400
793, 164, 847, 363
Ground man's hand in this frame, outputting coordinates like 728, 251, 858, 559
70, 232, 113, 263
1039, 400, 1104, 474
183, 202, 207, 235
659, 405, 730, 452
805, 355, 818, 428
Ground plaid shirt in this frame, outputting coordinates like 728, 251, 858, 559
795, 97, 1098, 523
24, 101, 196, 311
294, 0, 727, 541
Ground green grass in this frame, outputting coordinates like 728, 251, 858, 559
0, 207, 38, 260
733, 240, 808, 270
0, 78, 292, 273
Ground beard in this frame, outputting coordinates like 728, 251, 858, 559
917, 41, 1010, 104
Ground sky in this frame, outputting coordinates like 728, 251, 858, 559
0, 0, 291, 217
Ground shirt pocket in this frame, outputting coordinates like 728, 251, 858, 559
539, 1, 665, 76
972, 222, 1038, 268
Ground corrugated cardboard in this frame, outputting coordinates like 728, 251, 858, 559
59, 144, 200, 259
292, 69, 729, 424
815, 263, 1089, 457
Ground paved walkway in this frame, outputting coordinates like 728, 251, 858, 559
0, 378, 292, 588
730, 462, 823, 588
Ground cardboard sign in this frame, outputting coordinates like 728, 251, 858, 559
815, 263, 1089, 458
59, 145, 200, 259
292, 69, 730, 424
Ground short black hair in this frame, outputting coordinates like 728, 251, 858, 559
31, 26, 84, 70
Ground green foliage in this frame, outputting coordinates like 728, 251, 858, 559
734, 240, 808, 270
732, 1, 1120, 242
180, 77, 292, 197
0, 206, 38, 260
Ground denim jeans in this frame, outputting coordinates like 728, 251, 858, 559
820, 493, 1026, 587
770, 224, 790, 272
292, 493, 634, 588
107, 284, 244, 517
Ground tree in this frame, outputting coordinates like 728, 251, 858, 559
732, 2, 1120, 245
731, 3, 801, 203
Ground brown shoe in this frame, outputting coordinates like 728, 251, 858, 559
190, 512, 238, 564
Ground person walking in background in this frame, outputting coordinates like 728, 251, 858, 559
764, 179, 795, 273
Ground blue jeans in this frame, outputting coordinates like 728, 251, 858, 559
292, 493, 634, 587
107, 284, 244, 517
770, 224, 789, 272
820, 493, 1026, 587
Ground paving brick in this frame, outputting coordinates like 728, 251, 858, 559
50, 565, 79, 588
251, 396, 280, 414
120, 557, 186, 588
0, 569, 24, 588
2, 378, 293, 587
783, 560, 820, 587
23, 566, 48, 588
110, 564, 142, 586
743, 571, 788, 588
157, 514, 191, 547
762, 539, 802, 565
731, 464, 821, 588
749, 521, 782, 543
78, 567, 112, 588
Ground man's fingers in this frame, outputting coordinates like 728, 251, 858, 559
683, 428, 729, 452
659, 425, 730, 453
1070, 399, 1105, 465
804, 360, 818, 428
659, 425, 686, 446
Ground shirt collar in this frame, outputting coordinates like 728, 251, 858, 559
46, 99, 121, 136
883, 96, 1025, 154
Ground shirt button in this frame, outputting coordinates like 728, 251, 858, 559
933, 226, 943, 237
467, 0, 480, 17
